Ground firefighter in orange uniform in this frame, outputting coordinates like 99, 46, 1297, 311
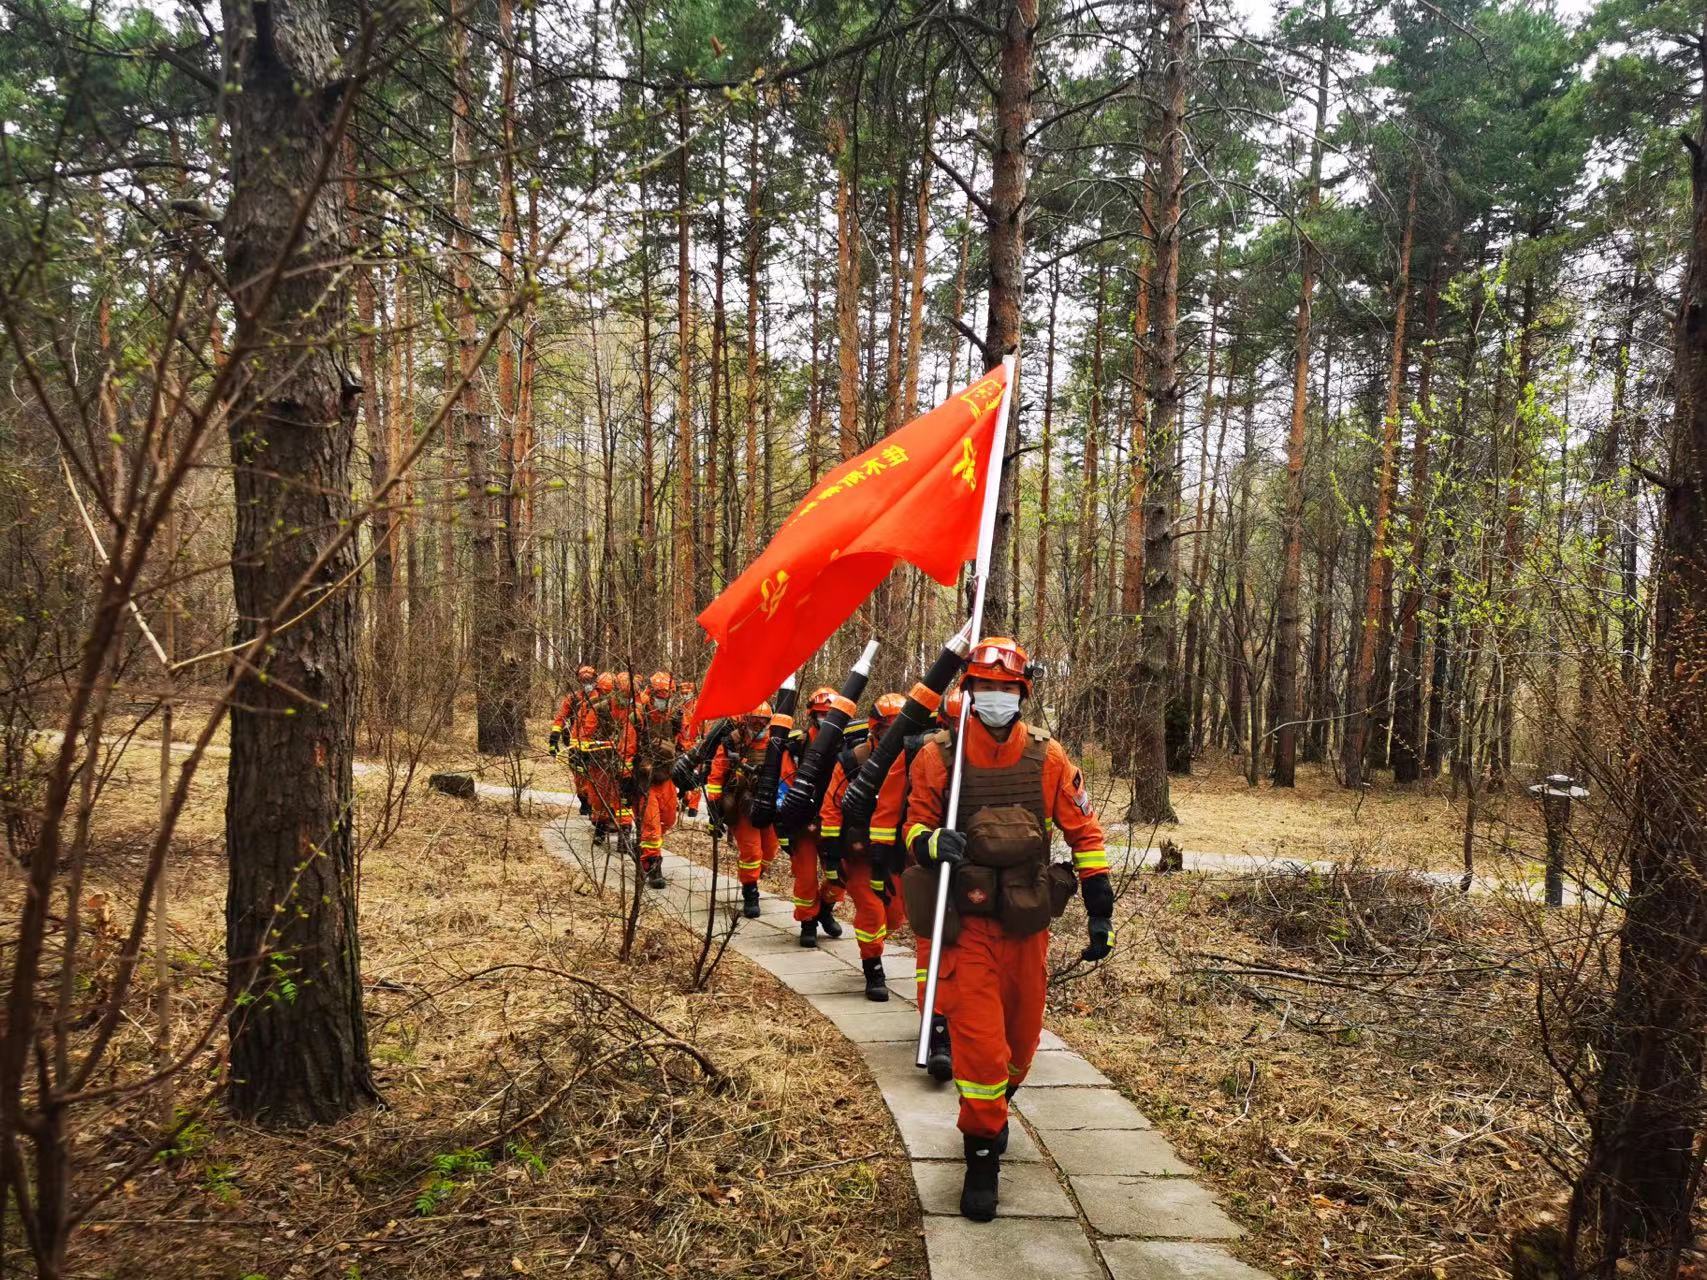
705, 704, 781, 918
820, 692, 908, 998
905, 637, 1113, 1222
635, 671, 683, 889
781, 686, 846, 947
548, 663, 599, 817
579, 672, 632, 845
674, 680, 702, 817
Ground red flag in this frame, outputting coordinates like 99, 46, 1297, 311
695, 364, 1010, 718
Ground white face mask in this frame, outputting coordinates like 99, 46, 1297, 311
971, 689, 1022, 729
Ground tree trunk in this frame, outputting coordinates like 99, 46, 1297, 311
1035, 268, 1059, 641
1077, 264, 1107, 632
675, 93, 698, 641
832, 118, 861, 461
1274, 0, 1331, 787
1392, 255, 1446, 782
222, 0, 376, 1124
1128, 0, 1186, 824
1342, 170, 1418, 787
344, 142, 399, 724
1181, 228, 1223, 760
744, 110, 763, 558
1574, 77, 1707, 1268
981, 0, 1037, 633
1121, 170, 1153, 623
903, 141, 932, 419
807, 203, 826, 485
1193, 354, 1237, 747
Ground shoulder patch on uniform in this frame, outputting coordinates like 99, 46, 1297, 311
1072, 770, 1093, 815
1028, 725, 1053, 744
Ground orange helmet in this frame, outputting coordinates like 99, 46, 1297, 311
614, 672, 632, 693
939, 689, 965, 727
964, 636, 1032, 696
649, 670, 673, 695
806, 685, 836, 714
745, 701, 773, 727
677, 681, 696, 698
577, 663, 596, 682
596, 671, 615, 693
871, 692, 906, 730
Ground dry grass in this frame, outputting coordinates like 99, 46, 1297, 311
23, 744, 924, 1280
1044, 863, 1584, 1279
1080, 748, 1573, 880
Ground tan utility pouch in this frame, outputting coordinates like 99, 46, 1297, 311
996, 862, 1053, 937
1047, 863, 1079, 918
902, 864, 961, 946
954, 863, 1001, 918
965, 806, 1048, 869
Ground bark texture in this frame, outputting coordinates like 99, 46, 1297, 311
222, 0, 377, 1125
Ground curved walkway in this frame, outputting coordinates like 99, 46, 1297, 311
536, 802, 1271, 1280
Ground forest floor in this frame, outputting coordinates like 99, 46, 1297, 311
37, 739, 926, 1280
50, 702, 1612, 1280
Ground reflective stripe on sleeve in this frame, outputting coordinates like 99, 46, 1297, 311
1073, 848, 1109, 872
955, 1078, 1009, 1101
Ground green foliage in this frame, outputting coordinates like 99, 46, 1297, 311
413, 1149, 494, 1216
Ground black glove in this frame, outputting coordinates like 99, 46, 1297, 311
548, 730, 561, 757
709, 813, 727, 839
686, 803, 699, 818
819, 839, 844, 874
912, 828, 967, 869
1080, 873, 1115, 962
872, 871, 891, 905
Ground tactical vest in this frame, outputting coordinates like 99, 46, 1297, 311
912, 723, 1068, 939
936, 724, 1051, 835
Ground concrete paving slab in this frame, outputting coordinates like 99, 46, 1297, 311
1015, 1087, 1151, 1132
776, 968, 871, 996
1037, 1028, 1068, 1052
1100, 1240, 1269, 1279
911, 1159, 1075, 1218
879, 1079, 1042, 1162
925, 1216, 1105, 1280
1047, 1128, 1195, 1177
1073, 1175, 1241, 1239
1021, 1052, 1111, 1087
740, 946, 860, 977
880, 952, 919, 978
803, 994, 923, 1043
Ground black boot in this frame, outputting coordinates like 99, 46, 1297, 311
862, 956, 890, 1002
646, 861, 666, 890
592, 822, 608, 847
991, 1122, 1010, 1156
578, 796, 592, 818
959, 1133, 1000, 1222
926, 1016, 953, 1083
815, 900, 843, 939
741, 884, 762, 919
799, 918, 819, 948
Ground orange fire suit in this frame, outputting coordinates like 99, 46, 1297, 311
553, 689, 598, 809
905, 718, 1109, 1140
779, 727, 844, 922
706, 729, 779, 886
582, 694, 635, 832
635, 694, 683, 871
820, 745, 908, 960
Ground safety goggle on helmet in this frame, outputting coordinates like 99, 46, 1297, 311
870, 692, 906, 732
964, 637, 1034, 696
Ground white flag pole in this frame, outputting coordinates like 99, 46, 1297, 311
917, 352, 1017, 1068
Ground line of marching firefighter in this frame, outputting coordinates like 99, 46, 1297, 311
544, 630, 1115, 1224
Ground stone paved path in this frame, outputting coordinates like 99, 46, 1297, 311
536, 806, 1272, 1280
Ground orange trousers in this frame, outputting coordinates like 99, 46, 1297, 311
788, 834, 843, 921
584, 761, 633, 829
844, 850, 906, 959
639, 779, 677, 868
731, 817, 780, 886
937, 917, 1049, 1139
